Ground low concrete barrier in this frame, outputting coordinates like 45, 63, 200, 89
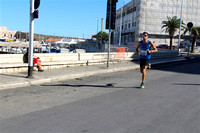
0, 51, 178, 73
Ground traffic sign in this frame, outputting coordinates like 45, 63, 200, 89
187, 22, 193, 29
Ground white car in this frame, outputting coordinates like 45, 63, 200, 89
73, 49, 86, 53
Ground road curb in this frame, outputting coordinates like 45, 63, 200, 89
0, 82, 30, 91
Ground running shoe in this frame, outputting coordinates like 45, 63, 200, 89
147, 63, 151, 69
140, 83, 145, 89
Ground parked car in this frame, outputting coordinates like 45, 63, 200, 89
156, 44, 169, 49
60, 48, 71, 53
50, 48, 61, 53
179, 41, 189, 48
73, 49, 86, 53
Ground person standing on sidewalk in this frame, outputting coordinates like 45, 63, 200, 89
136, 32, 157, 88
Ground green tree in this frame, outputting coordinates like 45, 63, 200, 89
92, 31, 109, 43
161, 16, 185, 50
183, 26, 200, 53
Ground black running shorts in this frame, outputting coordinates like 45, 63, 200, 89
140, 58, 150, 68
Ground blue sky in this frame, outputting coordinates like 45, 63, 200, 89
0, 0, 131, 39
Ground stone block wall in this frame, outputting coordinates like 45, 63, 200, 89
0, 51, 178, 73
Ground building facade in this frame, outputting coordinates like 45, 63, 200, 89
114, 0, 200, 47
0, 26, 17, 39
0, 26, 86, 42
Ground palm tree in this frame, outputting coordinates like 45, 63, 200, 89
161, 16, 185, 50
183, 26, 200, 53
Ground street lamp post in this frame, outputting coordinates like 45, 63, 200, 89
177, 0, 183, 53
101, 18, 103, 52
97, 17, 99, 50
119, 2, 123, 46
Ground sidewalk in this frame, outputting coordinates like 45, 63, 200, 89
0, 55, 191, 90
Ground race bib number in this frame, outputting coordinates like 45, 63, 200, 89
140, 50, 147, 56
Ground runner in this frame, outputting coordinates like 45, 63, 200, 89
136, 32, 158, 88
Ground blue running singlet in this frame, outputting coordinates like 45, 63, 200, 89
140, 40, 151, 59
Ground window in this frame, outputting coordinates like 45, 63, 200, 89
133, 7, 136, 12
122, 12, 126, 17
116, 14, 121, 19
132, 22, 136, 27
125, 24, 127, 30
127, 8, 133, 14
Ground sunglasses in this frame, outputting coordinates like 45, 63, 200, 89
142, 35, 147, 37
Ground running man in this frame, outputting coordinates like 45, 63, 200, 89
136, 32, 158, 88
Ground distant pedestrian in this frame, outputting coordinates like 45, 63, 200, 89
23, 48, 29, 63
136, 32, 157, 88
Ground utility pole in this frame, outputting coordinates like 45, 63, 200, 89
27, 0, 34, 78
101, 18, 103, 52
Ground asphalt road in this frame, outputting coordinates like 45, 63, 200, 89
0, 57, 200, 133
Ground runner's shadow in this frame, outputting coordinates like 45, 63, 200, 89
42, 83, 116, 88
42, 83, 137, 89
135, 87, 142, 89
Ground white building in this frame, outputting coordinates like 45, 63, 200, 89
114, 0, 200, 47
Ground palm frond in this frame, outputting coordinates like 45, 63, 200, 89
161, 16, 183, 36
